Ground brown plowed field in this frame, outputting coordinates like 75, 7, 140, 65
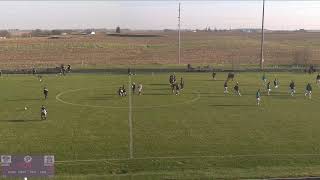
1, 31, 319, 69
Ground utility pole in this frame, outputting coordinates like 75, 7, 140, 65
178, 2, 181, 64
260, 0, 265, 70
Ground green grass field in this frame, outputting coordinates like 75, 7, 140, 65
1, 72, 320, 179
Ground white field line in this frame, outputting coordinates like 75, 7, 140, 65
55, 153, 320, 164
128, 75, 134, 159
55, 88, 200, 109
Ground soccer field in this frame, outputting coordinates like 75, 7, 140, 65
1, 72, 320, 179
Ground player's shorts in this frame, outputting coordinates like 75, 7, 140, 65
257, 98, 261, 101
41, 111, 47, 116
268, 89, 271, 91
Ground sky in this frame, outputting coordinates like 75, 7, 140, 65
0, 1, 319, 30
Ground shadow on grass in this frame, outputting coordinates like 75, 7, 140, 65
209, 104, 256, 107
201, 79, 226, 82
0, 119, 41, 123
143, 93, 169, 96
7, 98, 41, 101
84, 96, 114, 100
148, 84, 168, 86
150, 88, 170, 91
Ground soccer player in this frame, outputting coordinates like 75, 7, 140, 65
40, 105, 47, 120
224, 81, 228, 94
138, 83, 143, 95
118, 87, 123, 96
256, 89, 261, 106
175, 83, 180, 95
119, 85, 126, 96
234, 82, 241, 96
316, 74, 320, 85
67, 64, 71, 73
171, 83, 175, 94
38, 75, 43, 82
132, 82, 136, 94
289, 81, 296, 96
60, 64, 66, 76
180, 77, 184, 90
262, 73, 267, 83
266, 82, 271, 96
273, 78, 279, 88
173, 74, 176, 84
122, 87, 127, 96
212, 72, 216, 80
169, 75, 174, 85
32, 68, 37, 75
43, 87, 49, 99
305, 83, 312, 99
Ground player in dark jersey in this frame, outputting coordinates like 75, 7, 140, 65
234, 82, 241, 96
32, 68, 37, 75
169, 75, 173, 85
41, 105, 47, 120
122, 87, 127, 96
289, 81, 296, 96
273, 78, 279, 88
180, 77, 184, 90
212, 72, 216, 80
256, 89, 261, 106
305, 83, 312, 99
138, 83, 143, 95
67, 64, 71, 73
266, 82, 271, 96
316, 74, 320, 85
175, 83, 180, 95
43, 87, 49, 99
132, 82, 136, 94
224, 81, 228, 94
60, 64, 66, 76
262, 73, 267, 83
118, 87, 122, 96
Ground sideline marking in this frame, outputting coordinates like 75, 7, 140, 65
55, 153, 320, 164
128, 75, 133, 159
55, 88, 200, 109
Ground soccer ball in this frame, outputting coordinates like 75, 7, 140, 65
24, 107, 27, 110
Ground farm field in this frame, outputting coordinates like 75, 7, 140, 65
1, 31, 320, 69
1, 72, 320, 179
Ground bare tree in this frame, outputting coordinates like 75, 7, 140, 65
116, 26, 121, 33
0, 30, 10, 38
